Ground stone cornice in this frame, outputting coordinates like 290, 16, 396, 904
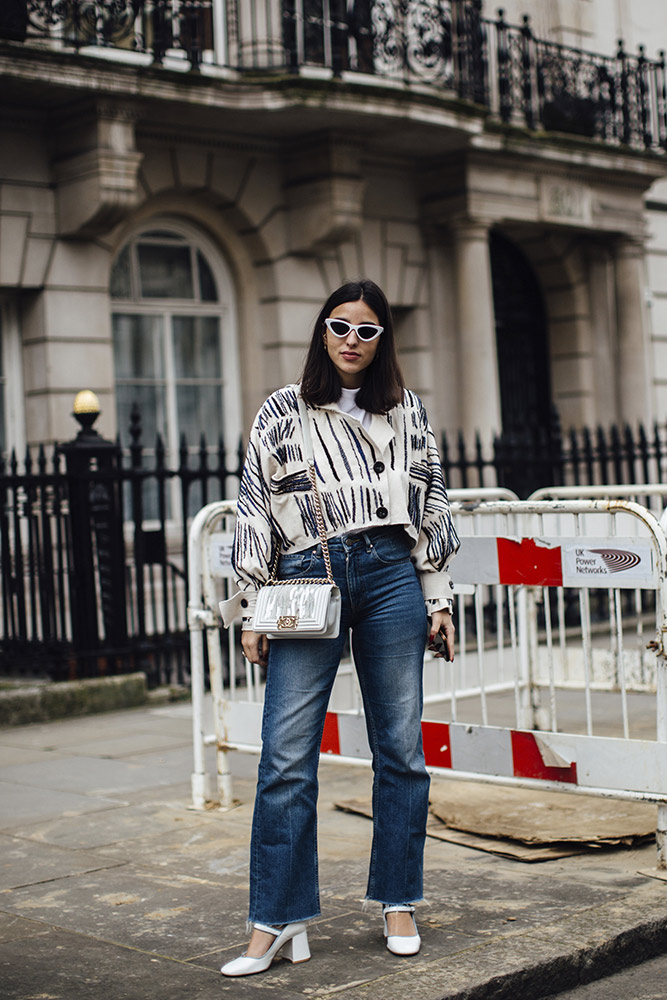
0, 48, 486, 137
469, 130, 667, 186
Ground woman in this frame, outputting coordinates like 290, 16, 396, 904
221, 279, 459, 977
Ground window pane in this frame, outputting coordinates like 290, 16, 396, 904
110, 245, 132, 299
116, 384, 166, 448
176, 385, 224, 444
172, 316, 221, 377
197, 250, 218, 301
112, 314, 164, 379
142, 230, 182, 240
138, 244, 194, 299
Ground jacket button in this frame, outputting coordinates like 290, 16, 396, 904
373, 461, 385, 474
376, 506, 388, 519
241, 598, 248, 608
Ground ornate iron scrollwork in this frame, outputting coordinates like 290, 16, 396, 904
489, 10, 660, 149
405, 0, 451, 81
22, 1, 212, 69
372, 0, 452, 84
26, 0, 141, 49
371, 0, 401, 75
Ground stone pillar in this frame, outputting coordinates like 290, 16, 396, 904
232, 0, 284, 68
21, 241, 117, 447
614, 237, 653, 427
451, 218, 502, 444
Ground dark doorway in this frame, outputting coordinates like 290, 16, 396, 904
490, 231, 555, 496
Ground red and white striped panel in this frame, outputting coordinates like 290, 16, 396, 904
223, 702, 667, 797
320, 711, 667, 797
450, 536, 656, 589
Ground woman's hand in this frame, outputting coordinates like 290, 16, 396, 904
241, 630, 270, 668
428, 609, 455, 661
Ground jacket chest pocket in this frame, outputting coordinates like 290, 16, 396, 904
270, 463, 311, 497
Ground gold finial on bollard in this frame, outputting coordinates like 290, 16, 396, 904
73, 389, 101, 416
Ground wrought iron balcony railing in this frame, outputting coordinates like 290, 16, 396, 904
2, 0, 666, 151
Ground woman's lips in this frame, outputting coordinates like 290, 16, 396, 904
341, 351, 360, 360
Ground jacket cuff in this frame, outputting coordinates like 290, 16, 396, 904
218, 589, 257, 628
426, 598, 454, 615
420, 568, 455, 605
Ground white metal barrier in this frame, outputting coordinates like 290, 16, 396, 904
188, 497, 667, 866
529, 483, 667, 515
525, 485, 667, 698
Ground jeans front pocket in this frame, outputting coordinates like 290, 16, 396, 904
278, 547, 318, 579
368, 530, 412, 566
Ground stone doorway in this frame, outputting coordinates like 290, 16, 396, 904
490, 230, 552, 436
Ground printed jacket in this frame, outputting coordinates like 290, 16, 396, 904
230, 384, 460, 624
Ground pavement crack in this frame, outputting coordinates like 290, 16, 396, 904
0, 861, 129, 892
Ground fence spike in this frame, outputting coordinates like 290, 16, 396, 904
596, 425, 609, 485
569, 426, 580, 485
637, 422, 650, 483
609, 424, 623, 482
235, 437, 245, 478
623, 423, 636, 482
656, 421, 666, 482
129, 403, 142, 447
179, 433, 188, 470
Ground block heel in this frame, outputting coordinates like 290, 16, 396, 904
283, 929, 310, 963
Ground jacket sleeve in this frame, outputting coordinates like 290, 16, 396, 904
230, 410, 278, 627
411, 418, 460, 613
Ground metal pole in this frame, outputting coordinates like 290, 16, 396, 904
188, 505, 212, 809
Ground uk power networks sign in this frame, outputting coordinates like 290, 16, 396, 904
450, 537, 657, 590
561, 540, 655, 588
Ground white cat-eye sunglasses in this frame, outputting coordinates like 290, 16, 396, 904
324, 318, 384, 342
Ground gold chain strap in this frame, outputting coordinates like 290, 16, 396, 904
307, 462, 334, 581
267, 458, 335, 587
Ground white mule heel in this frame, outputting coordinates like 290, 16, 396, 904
281, 927, 311, 963
220, 921, 310, 977
383, 904, 421, 956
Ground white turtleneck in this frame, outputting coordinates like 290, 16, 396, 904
336, 386, 371, 428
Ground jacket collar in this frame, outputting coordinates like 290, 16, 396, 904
311, 396, 396, 454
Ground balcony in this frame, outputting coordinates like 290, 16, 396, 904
2, 0, 666, 152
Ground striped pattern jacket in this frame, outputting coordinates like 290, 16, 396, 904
231, 384, 460, 623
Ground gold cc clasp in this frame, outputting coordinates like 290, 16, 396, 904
277, 615, 299, 630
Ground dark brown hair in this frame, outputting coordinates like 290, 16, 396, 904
299, 279, 405, 413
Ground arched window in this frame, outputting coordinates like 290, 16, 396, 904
0, 299, 25, 460
110, 222, 240, 514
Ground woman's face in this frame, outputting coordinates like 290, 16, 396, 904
323, 298, 382, 389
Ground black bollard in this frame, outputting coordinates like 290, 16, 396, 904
60, 391, 127, 677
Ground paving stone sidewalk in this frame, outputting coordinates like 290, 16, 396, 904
1, 699, 667, 1000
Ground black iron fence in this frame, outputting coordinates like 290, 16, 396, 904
3, 1, 665, 152
3, 405, 667, 684
442, 411, 667, 501
0, 404, 243, 686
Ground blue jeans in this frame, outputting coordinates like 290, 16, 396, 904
248, 527, 430, 925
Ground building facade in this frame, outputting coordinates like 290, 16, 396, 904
1, 0, 667, 473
